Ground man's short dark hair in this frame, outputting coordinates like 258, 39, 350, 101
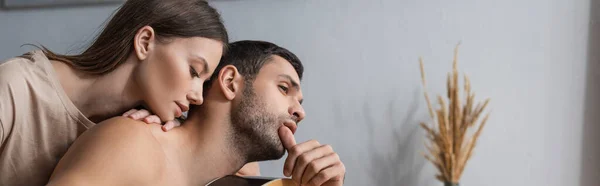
208, 40, 304, 86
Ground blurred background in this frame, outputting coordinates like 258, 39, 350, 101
0, 0, 598, 185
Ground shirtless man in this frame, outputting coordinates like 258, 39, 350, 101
47, 40, 346, 186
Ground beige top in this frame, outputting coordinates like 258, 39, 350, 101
0, 50, 95, 185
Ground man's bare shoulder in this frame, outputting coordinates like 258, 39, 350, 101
93, 116, 165, 138
75, 116, 166, 154
48, 117, 168, 186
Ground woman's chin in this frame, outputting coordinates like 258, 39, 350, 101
155, 112, 172, 123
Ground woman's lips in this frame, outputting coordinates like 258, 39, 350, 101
175, 101, 189, 117
174, 104, 182, 117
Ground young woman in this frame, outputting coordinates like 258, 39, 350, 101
0, 0, 228, 185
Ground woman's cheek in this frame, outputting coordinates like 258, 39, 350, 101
193, 79, 204, 92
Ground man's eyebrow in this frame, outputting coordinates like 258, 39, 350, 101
278, 74, 299, 89
195, 56, 210, 76
278, 74, 303, 104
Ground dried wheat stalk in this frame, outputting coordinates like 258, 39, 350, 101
419, 45, 491, 184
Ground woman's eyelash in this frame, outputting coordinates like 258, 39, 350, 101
190, 66, 200, 78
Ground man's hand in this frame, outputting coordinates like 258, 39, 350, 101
279, 127, 346, 186
122, 109, 182, 132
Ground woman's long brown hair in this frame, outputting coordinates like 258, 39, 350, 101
43, 0, 228, 75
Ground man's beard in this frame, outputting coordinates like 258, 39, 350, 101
230, 82, 289, 163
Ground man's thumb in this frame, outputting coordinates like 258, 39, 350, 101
279, 126, 296, 150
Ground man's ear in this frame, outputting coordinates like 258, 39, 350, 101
133, 26, 156, 61
217, 65, 243, 100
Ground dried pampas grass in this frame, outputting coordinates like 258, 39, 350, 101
419, 44, 491, 184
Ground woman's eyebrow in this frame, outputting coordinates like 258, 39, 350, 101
194, 55, 210, 76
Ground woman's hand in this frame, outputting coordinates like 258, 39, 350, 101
122, 109, 182, 132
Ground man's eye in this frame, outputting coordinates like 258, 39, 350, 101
190, 66, 200, 78
278, 85, 289, 93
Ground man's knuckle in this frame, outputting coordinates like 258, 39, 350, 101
332, 153, 340, 161
310, 140, 320, 146
299, 154, 310, 164
290, 146, 300, 155
308, 161, 319, 173
323, 144, 333, 152
339, 163, 346, 174
313, 172, 328, 184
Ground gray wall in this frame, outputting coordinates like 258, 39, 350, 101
0, 5, 118, 58
0, 0, 596, 185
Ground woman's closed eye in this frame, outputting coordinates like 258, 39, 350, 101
190, 66, 200, 78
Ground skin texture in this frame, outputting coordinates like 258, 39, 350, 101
47, 55, 345, 186
123, 110, 262, 175
234, 162, 261, 176
52, 26, 222, 123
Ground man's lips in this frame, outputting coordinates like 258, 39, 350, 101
283, 120, 297, 134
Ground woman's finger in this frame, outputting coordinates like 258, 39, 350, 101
171, 119, 182, 127
143, 115, 161, 124
162, 121, 176, 132
128, 109, 151, 120
122, 109, 138, 117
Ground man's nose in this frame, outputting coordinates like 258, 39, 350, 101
289, 102, 305, 123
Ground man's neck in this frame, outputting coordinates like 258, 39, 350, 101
170, 104, 248, 185
51, 57, 142, 123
